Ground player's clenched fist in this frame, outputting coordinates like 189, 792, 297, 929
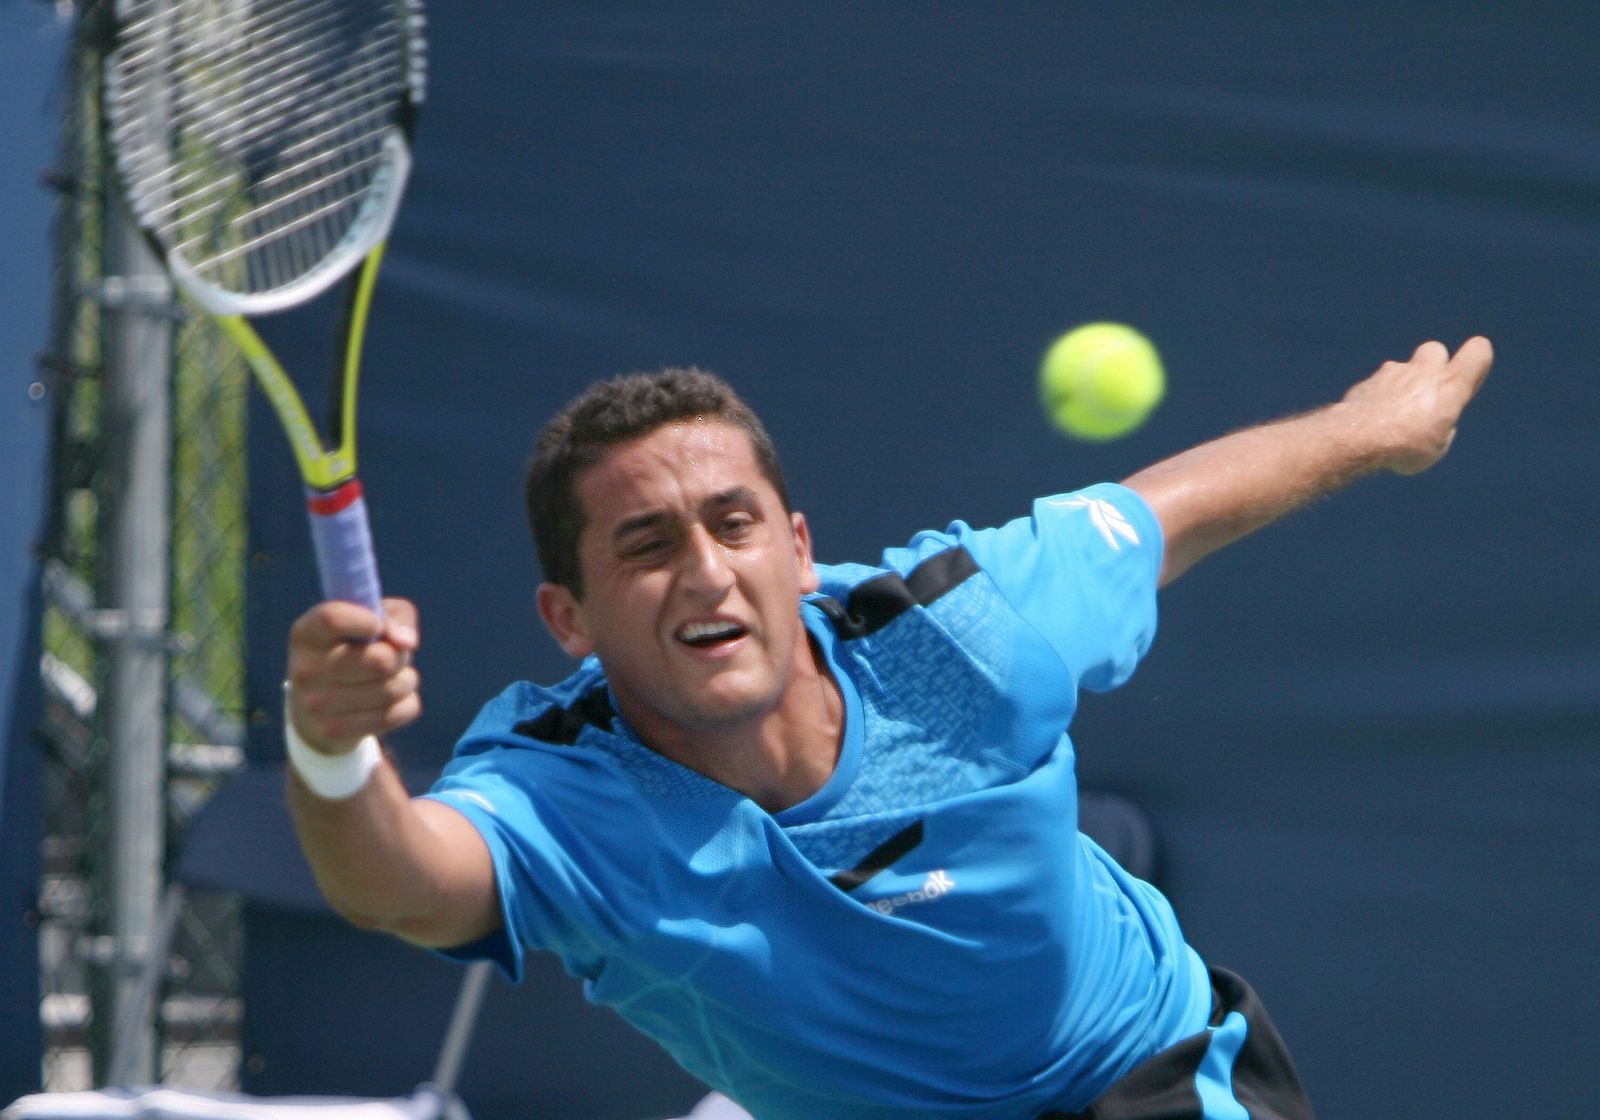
285, 597, 422, 754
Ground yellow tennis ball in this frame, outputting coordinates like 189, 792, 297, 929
1039, 322, 1166, 440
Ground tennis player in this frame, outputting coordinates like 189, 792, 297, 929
284, 336, 1491, 1120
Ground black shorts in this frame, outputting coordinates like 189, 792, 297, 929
1042, 966, 1316, 1120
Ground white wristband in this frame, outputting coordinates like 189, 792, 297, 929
283, 697, 382, 800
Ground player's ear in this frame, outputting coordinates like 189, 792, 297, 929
536, 582, 594, 659
791, 511, 820, 595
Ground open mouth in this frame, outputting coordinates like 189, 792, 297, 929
676, 620, 748, 650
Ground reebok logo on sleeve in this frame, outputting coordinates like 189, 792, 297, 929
1046, 496, 1141, 552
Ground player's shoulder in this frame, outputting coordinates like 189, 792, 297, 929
812, 529, 965, 598
456, 660, 613, 756
814, 482, 1159, 593
813, 559, 892, 601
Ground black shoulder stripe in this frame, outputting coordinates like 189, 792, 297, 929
829, 820, 925, 893
513, 684, 614, 745
905, 543, 979, 603
816, 545, 979, 640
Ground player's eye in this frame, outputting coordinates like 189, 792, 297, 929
717, 515, 755, 542
623, 537, 671, 561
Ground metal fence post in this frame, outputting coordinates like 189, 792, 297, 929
97, 200, 174, 1088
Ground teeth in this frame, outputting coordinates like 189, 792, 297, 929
679, 621, 742, 643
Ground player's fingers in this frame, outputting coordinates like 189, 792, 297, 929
340, 675, 423, 740
1447, 335, 1494, 397
381, 597, 420, 647
328, 638, 416, 684
379, 597, 420, 668
289, 599, 419, 680
290, 599, 385, 650
286, 633, 392, 684
1410, 339, 1449, 367
319, 665, 420, 717
290, 666, 421, 745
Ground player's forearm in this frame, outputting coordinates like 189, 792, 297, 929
281, 597, 495, 945
1124, 337, 1492, 586
1122, 400, 1380, 586
287, 759, 498, 948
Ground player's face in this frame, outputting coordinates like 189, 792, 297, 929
537, 420, 819, 741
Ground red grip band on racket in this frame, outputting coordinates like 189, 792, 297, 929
305, 481, 382, 615
306, 479, 365, 516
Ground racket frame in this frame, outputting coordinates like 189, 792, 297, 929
100, 0, 426, 613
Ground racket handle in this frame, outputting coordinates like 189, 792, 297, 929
306, 481, 384, 617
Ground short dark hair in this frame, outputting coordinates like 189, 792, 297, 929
525, 367, 791, 598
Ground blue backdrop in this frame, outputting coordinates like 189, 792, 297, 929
4, 3, 1596, 1117
1, 1, 69, 1105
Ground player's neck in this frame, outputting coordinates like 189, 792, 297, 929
628, 636, 844, 813
746, 640, 845, 812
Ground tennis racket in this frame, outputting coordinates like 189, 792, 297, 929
102, 0, 426, 615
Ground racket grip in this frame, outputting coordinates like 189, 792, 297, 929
306, 481, 384, 617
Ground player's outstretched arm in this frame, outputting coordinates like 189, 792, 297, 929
284, 598, 501, 949
1123, 336, 1493, 587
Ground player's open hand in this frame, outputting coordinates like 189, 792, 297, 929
1341, 336, 1493, 475
285, 597, 421, 754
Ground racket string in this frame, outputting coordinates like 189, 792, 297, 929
106, 0, 423, 303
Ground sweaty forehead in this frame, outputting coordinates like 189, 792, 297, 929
576, 420, 769, 523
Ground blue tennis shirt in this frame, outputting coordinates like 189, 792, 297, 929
425, 483, 1212, 1118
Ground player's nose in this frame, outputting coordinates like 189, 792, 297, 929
678, 525, 735, 598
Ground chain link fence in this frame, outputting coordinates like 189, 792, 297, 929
36, 1, 249, 1092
